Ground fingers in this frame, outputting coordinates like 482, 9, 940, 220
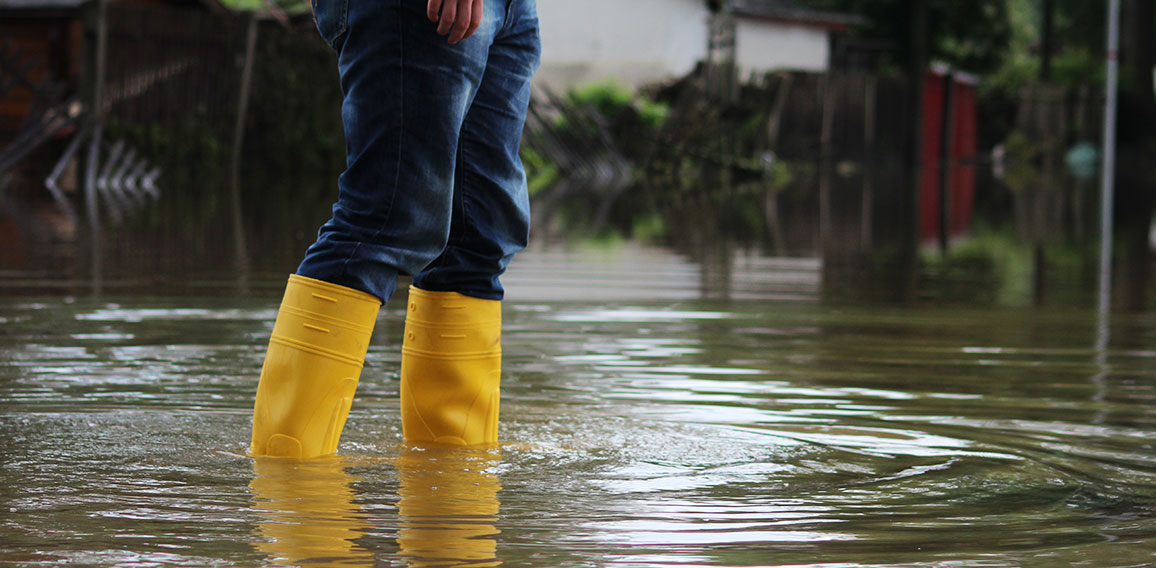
445, 0, 472, 43
445, 0, 469, 43
432, 0, 483, 44
466, 0, 484, 39
437, 0, 458, 36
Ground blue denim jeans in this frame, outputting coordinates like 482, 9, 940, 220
298, 0, 540, 302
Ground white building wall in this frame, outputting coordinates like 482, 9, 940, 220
535, 0, 709, 91
733, 19, 830, 78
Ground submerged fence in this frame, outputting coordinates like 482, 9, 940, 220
0, 2, 346, 292
638, 70, 957, 258
96, 3, 347, 288
517, 66, 1105, 302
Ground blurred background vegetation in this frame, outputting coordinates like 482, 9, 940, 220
0, 0, 1151, 309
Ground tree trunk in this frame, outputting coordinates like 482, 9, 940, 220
1041, 0, 1055, 81
900, 0, 929, 303
1115, 0, 1155, 310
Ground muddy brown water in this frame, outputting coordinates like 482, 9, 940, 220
2, 246, 1155, 566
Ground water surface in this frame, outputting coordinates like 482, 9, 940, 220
2, 254, 1155, 566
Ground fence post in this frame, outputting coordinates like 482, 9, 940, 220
902, 0, 930, 303
1098, 0, 1120, 315
819, 74, 836, 255
229, 12, 258, 290
84, 0, 109, 296
937, 71, 955, 254
861, 76, 876, 252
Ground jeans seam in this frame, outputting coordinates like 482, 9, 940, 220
432, 135, 471, 270
337, 0, 348, 44
501, 0, 513, 35
337, 0, 403, 282
453, 138, 470, 246
382, 4, 404, 242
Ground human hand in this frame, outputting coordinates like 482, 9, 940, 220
427, 0, 484, 44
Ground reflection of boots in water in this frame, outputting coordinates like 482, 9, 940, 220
250, 456, 373, 567
396, 446, 502, 567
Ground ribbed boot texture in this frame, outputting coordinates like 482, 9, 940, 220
250, 274, 380, 458
400, 286, 501, 446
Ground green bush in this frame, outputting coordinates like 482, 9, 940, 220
520, 145, 559, 197
567, 80, 670, 130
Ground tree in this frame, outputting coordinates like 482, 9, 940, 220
799, 0, 1013, 75
217, 0, 310, 14
1115, 0, 1155, 310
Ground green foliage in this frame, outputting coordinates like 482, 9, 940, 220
797, 0, 1013, 76
798, 0, 1111, 98
767, 159, 793, 190
1049, 0, 1107, 59
1000, 131, 1038, 194
981, 57, 1038, 98
637, 101, 670, 131
921, 230, 1031, 305
1052, 47, 1104, 87
520, 145, 559, 197
568, 81, 634, 116
243, 24, 344, 182
933, 0, 1014, 75
980, 0, 1106, 97
977, 0, 1035, 96
567, 80, 670, 130
218, 0, 311, 14
920, 228, 1098, 306
630, 211, 665, 243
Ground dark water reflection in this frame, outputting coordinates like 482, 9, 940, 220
2, 254, 1155, 566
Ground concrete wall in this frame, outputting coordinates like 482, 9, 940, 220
734, 19, 829, 78
535, 0, 709, 91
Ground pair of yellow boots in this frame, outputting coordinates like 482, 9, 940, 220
250, 275, 502, 458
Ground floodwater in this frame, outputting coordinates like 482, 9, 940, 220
2, 246, 1156, 567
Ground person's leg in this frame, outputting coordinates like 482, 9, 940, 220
252, 0, 502, 458
401, 0, 540, 446
411, 0, 541, 300
298, 0, 500, 303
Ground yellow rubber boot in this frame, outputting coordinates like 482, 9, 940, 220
400, 286, 501, 446
250, 274, 380, 458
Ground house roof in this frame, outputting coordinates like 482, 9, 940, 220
0, 0, 229, 13
0, 0, 86, 7
730, 0, 867, 31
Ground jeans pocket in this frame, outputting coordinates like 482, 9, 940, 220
312, 0, 349, 50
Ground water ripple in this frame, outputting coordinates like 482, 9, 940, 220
2, 299, 1155, 566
